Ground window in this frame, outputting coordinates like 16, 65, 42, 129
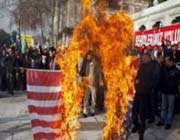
108, 0, 122, 10
139, 25, 146, 31
172, 16, 180, 24
152, 21, 162, 29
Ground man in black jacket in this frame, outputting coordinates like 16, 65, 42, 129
132, 53, 156, 140
157, 55, 180, 129
4, 48, 15, 95
0, 49, 6, 91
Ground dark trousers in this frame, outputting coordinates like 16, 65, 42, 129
96, 86, 105, 111
139, 94, 148, 135
160, 94, 175, 125
0, 68, 7, 91
6, 71, 14, 94
14, 69, 20, 90
132, 93, 149, 136
132, 93, 139, 126
148, 89, 156, 121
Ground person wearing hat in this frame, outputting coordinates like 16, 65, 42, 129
157, 55, 180, 129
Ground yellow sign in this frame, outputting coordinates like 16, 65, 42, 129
20, 34, 34, 53
21, 34, 33, 47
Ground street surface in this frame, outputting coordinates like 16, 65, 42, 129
0, 91, 180, 140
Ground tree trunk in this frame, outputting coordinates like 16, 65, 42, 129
54, 0, 59, 47
51, 0, 56, 47
40, 13, 44, 45
57, 1, 61, 44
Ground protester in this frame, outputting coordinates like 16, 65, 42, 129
155, 53, 165, 117
0, 37, 180, 140
148, 54, 161, 123
132, 53, 156, 140
157, 55, 180, 129
0, 48, 6, 91
4, 48, 15, 95
80, 51, 97, 117
132, 41, 180, 140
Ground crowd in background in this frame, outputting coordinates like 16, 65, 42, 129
132, 41, 180, 140
0, 39, 180, 140
0, 43, 105, 116
0, 44, 59, 95
135, 41, 180, 63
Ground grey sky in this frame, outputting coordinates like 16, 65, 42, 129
0, 0, 17, 33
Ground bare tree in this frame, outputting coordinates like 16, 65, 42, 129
12, 0, 54, 43
51, 0, 60, 47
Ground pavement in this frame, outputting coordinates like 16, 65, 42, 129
0, 91, 180, 140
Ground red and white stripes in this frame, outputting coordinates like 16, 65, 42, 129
26, 69, 64, 140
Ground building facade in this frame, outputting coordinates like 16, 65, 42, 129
108, 0, 149, 14
55, 0, 81, 46
132, 0, 180, 31
57, 0, 149, 46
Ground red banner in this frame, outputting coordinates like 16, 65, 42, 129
135, 23, 180, 47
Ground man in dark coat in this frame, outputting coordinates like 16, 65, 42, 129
132, 53, 156, 140
157, 55, 180, 129
4, 48, 15, 95
148, 56, 161, 122
0, 49, 7, 91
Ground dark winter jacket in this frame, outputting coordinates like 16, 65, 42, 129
4, 55, 14, 73
136, 61, 158, 95
161, 65, 180, 95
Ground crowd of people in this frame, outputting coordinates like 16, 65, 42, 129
132, 41, 180, 140
0, 44, 59, 95
0, 42, 105, 116
0, 40, 180, 140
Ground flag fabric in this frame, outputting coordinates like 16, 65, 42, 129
26, 69, 64, 140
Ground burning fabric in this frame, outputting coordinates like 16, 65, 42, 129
55, 0, 136, 139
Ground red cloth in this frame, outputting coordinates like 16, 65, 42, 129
26, 69, 64, 140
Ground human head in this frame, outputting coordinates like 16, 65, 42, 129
172, 44, 177, 51
165, 55, 175, 67
167, 40, 171, 48
156, 52, 164, 64
143, 47, 148, 54
86, 51, 94, 61
177, 42, 180, 50
142, 53, 151, 64
7, 48, 12, 56
2, 49, 6, 56
49, 50, 53, 57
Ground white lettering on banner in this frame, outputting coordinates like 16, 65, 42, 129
159, 32, 163, 45
174, 29, 180, 43
164, 31, 174, 42
135, 36, 141, 46
141, 35, 147, 45
147, 34, 153, 46
136, 35, 143, 46
135, 24, 180, 46
154, 33, 160, 46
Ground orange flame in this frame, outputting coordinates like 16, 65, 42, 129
98, 13, 135, 140
55, 0, 136, 139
